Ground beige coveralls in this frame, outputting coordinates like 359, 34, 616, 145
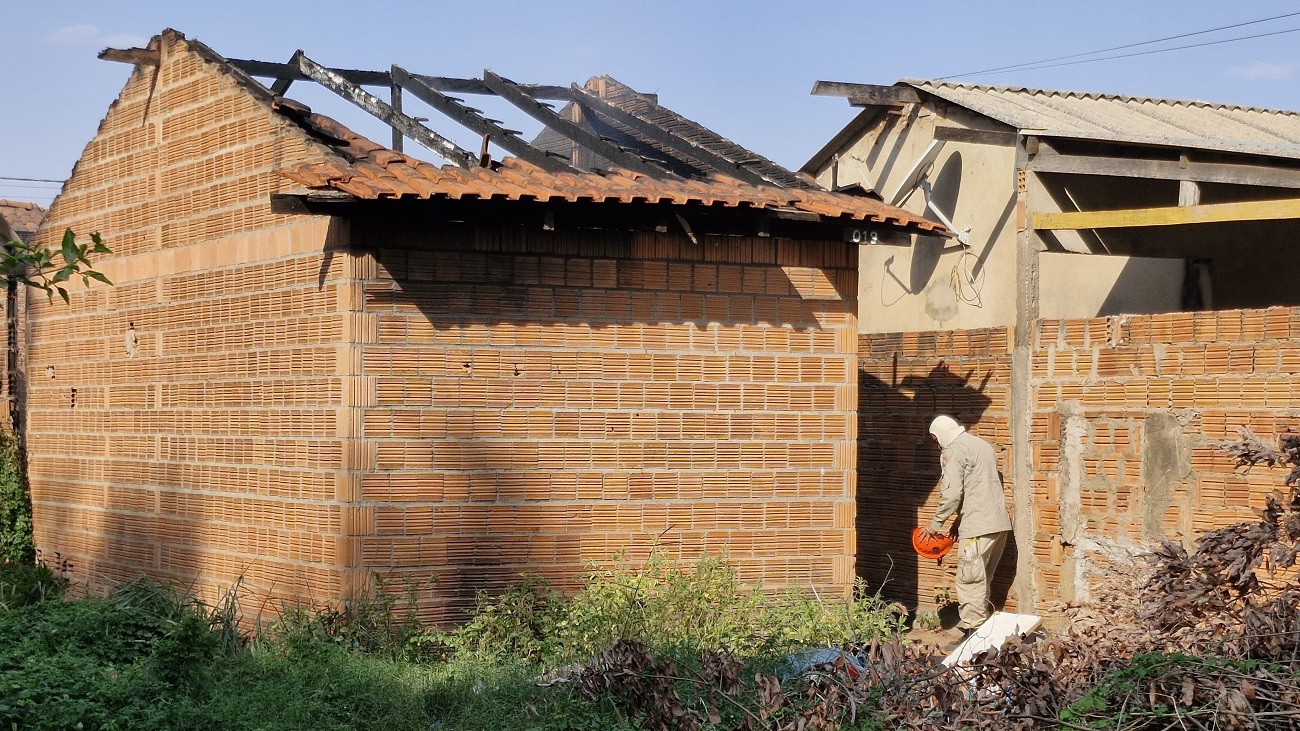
928, 430, 1013, 630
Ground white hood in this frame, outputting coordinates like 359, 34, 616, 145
929, 415, 965, 448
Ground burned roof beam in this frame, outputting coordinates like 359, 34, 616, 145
391, 66, 576, 174
568, 84, 773, 187
483, 70, 668, 178
98, 47, 161, 66
270, 76, 295, 96
231, 58, 390, 85
430, 79, 572, 100
268, 52, 298, 96
227, 58, 573, 99
290, 51, 477, 169
811, 81, 921, 106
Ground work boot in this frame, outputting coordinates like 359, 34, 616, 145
940, 627, 973, 653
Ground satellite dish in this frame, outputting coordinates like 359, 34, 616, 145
888, 139, 946, 206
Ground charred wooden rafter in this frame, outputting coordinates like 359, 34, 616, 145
211, 54, 804, 188
291, 51, 477, 169
567, 84, 772, 187
391, 66, 576, 174
98, 47, 161, 66
228, 58, 572, 99
482, 70, 669, 178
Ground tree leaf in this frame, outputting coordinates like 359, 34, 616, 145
84, 271, 113, 285
60, 229, 77, 265
57, 287, 70, 305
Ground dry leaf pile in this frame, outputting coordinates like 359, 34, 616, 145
575, 429, 1300, 730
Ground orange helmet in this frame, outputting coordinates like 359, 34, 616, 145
912, 527, 954, 560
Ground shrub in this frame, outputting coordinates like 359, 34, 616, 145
436, 550, 907, 665
430, 575, 564, 662
0, 429, 31, 565
263, 574, 429, 660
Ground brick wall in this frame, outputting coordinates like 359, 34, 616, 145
1029, 307, 1300, 606
858, 307, 1300, 615
857, 329, 1014, 614
349, 219, 860, 623
27, 31, 352, 604
23, 30, 865, 621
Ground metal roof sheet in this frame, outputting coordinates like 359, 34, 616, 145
904, 79, 1300, 160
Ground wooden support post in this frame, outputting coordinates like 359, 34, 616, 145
1178, 180, 1202, 207
390, 82, 404, 153
1179, 154, 1200, 206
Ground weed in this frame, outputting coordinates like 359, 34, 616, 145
264, 574, 430, 660
0, 560, 63, 610
913, 610, 942, 631
428, 575, 564, 662
436, 549, 907, 666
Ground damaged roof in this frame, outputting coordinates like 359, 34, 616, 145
100, 32, 945, 237
271, 98, 946, 232
533, 76, 808, 189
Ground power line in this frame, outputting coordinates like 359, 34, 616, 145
970, 25, 1300, 77
0, 176, 64, 184
940, 10, 1300, 79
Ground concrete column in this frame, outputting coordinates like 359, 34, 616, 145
1010, 137, 1040, 610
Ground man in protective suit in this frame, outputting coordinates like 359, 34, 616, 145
919, 415, 1013, 643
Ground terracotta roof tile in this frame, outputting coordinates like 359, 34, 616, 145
270, 101, 946, 235
0, 199, 46, 243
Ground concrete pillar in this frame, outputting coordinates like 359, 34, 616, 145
1010, 137, 1040, 610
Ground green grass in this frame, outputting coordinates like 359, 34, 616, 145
1, 550, 909, 731
0, 580, 628, 731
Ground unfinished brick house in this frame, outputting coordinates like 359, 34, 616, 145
26, 30, 943, 621
805, 79, 1300, 616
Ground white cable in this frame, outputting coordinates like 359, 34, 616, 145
950, 249, 985, 308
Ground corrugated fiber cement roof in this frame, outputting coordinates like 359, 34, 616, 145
906, 79, 1300, 160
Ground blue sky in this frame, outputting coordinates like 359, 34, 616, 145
4, 1, 1300, 206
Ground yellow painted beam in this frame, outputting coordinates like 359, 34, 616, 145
1032, 197, 1300, 230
